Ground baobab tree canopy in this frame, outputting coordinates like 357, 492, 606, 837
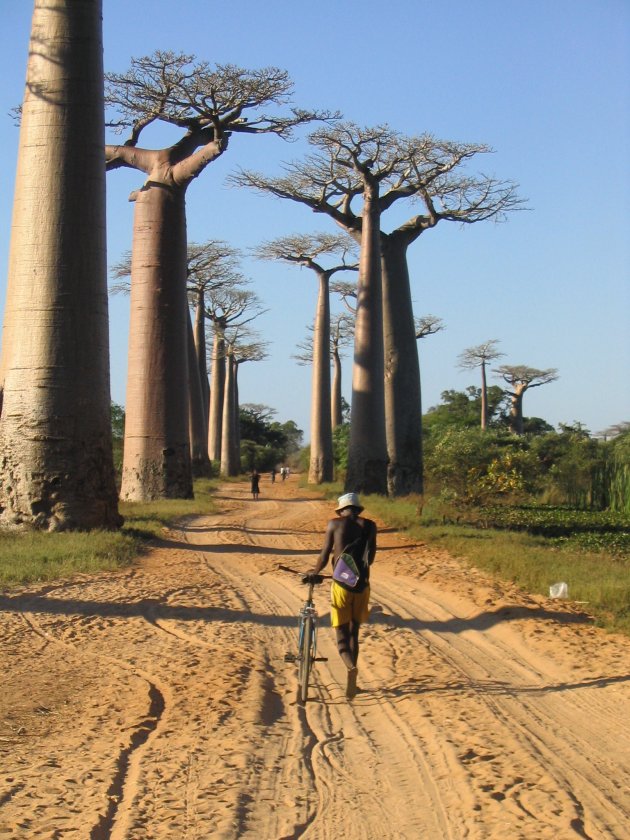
233, 122, 522, 237
105, 51, 338, 165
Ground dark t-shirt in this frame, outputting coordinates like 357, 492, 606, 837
331, 516, 375, 593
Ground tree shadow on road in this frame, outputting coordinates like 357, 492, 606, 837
0, 592, 593, 635
352, 672, 630, 705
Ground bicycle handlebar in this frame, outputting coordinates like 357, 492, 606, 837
277, 564, 330, 583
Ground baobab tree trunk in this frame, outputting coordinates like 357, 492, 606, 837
331, 347, 343, 428
207, 330, 225, 462
309, 274, 334, 483
120, 185, 192, 500
346, 185, 388, 494
0, 0, 120, 530
381, 237, 423, 495
193, 292, 210, 433
509, 389, 525, 435
220, 351, 239, 476
187, 313, 210, 475
480, 361, 489, 430
232, 362, 242, 470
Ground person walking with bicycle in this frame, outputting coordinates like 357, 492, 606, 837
309, 492, 377, 699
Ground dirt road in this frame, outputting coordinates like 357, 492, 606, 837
1, 477, 629, 839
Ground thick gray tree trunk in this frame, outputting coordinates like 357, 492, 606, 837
381, 236, 423, 495
509, 390, 525, 435
480, 362, 489, 430
187, 313, 210, 475
193, 292, 210, 434
0, 0, 120, 530
207, 330, 225, 462
309, 274, 334, 483
120, 185, 192, 500
234, 364, 242, 462
331, 348, 343, 428
220, 352, 239, 476
346, 186, 388, 494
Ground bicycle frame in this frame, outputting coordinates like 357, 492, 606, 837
280, 567, 328, 704
298, 582, 318, 658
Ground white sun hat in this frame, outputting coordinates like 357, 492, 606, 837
335, 492, 364, 514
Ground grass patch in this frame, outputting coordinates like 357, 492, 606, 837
361, 492, 630, 636
0, 478, 219, 589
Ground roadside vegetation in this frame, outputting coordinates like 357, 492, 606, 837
0, 479, 219, 588
314, 393, 630, 635
3, 391, 628, 638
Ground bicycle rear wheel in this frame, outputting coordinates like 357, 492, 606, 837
298, 618, 313, 703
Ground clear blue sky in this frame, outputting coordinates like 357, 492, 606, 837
1, 0, 628, 441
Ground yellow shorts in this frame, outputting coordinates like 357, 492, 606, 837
330, 582, 370, 627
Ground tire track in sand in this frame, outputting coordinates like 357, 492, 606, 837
18, 608, 169, 840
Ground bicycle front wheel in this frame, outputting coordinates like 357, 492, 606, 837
298, 618, 313, 703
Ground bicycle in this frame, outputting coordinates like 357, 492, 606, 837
280, 565, 329, 703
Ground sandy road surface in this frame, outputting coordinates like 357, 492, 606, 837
1, 477, 629, 839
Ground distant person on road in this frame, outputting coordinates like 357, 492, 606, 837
308, 492, 377, 699
270, 468, 276, 483
250, 470, 260, 500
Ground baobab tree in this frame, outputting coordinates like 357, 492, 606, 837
330, 314, 355, 429
205, 284, 265, 465
0, 0, 120, 530
293, 312, 354, 432
187, 240, 242, 430
235, 124, 410, 493
220, 329, 268, 476
254, 232, 358, 483
327, 284, 358, 430
494, 365, 559, 434
110, 242, 241, 476
105, 52, 334, 500
415, 315, 445, 341
458, 340, 505, 430
234, 123, 522, 495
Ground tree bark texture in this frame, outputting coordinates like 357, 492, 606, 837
193, 293, 209, 435
308, 274, 333, 483
234, 364, 241, 461
220, 352, 239, 476
0, 0, 120, 530
331, 348, 343, 429
120, 185, 192, 500
187, 313, 210, 475
346, 186, 388, 494
207, 331, 225, 462
381, 237, 423, 495
480, 362, 489, 430
509, 390, 525, 435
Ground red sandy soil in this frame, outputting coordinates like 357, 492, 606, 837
1, 476, 629, 839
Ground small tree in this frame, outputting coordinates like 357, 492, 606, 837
494, 365, 559, 435
458, 340, 505, 430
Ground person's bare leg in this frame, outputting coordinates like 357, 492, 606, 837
336, 623, 358, 699
335, 624, 354, 670
349, 621, 360, 666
